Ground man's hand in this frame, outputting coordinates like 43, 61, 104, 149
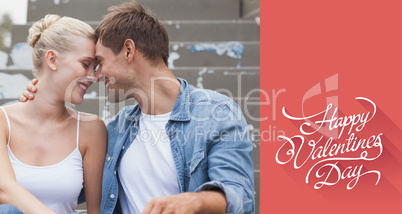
142, 191, 226, 214
20, 79, 38, 102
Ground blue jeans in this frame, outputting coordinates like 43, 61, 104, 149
0, 204, 84, 214
0, 204, 23, 214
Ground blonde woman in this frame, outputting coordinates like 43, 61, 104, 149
0, 14, 106, 214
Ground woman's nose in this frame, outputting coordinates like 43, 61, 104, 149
85, 67, 97, 81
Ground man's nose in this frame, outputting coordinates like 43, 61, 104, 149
94, 65, 104, 82
95, 72, 105, 82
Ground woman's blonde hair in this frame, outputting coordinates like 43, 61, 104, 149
27, 14, 95, 76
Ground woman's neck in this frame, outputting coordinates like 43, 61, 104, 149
22, 80, 70, 123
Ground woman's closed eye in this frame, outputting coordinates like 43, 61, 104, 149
81, 62, 89, 68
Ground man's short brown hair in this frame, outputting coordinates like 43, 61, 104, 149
95, 1, 169, 66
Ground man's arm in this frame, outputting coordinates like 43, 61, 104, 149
20, 78, 38, 102
194, 99, 255, 213
142, 190, 226, 214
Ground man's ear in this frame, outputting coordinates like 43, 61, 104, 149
45, 50, 57, 71
123, 39, 135, 63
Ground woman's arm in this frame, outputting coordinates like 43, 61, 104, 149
81, 116, 107, 214
0, 113, 55, 214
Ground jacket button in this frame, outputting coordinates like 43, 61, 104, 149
110, 194, 115, 199
107, 156, 111, 161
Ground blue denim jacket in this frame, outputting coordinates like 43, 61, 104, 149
100, 78, 255, 214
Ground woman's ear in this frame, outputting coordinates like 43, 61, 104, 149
45, 50, 57, 71
123, 39, 135, 63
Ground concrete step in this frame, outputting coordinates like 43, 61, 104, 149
27, 0, 241, 22
3, 40, 259, 69
254, 172, 260, 214
10, 21, 259, 46
241, 0, 260, 20
0, 67, 259, 98
169, 42, 260, 67
172, 68, 260, 99
165, 21, 259, 42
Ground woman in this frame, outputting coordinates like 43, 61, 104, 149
0, 14, 106, 214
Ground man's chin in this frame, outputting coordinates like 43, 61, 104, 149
107, 95, 123, 103
107, 93, 131, 103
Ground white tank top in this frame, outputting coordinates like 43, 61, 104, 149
0, 107, 84, 214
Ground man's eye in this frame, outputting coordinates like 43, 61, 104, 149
81, 62, 89, 68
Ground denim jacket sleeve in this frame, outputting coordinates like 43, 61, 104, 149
194, 99, 255, 214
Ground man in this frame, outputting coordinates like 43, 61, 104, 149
23, 1, 254, 213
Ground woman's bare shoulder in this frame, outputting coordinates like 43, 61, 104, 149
0, 106, 8, 142
76, 112, 107, 148
65, 107, 106, 138
0, 103, 21, 125
0, 104, 20, 144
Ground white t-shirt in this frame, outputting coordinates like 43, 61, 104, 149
118, 112, 180, 214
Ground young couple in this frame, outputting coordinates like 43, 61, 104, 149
0, 1, 255, 213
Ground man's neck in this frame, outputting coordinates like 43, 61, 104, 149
133, 68, 180, 115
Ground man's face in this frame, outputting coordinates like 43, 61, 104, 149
95, 42, 133, 103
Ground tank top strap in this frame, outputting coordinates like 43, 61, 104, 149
76, 112, 80, 148
0, 106, 11, 145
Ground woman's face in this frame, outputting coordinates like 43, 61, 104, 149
57, 36, 96, 105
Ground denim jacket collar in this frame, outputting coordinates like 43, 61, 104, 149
127, 77, 191, 122
169, 78, 191, 122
